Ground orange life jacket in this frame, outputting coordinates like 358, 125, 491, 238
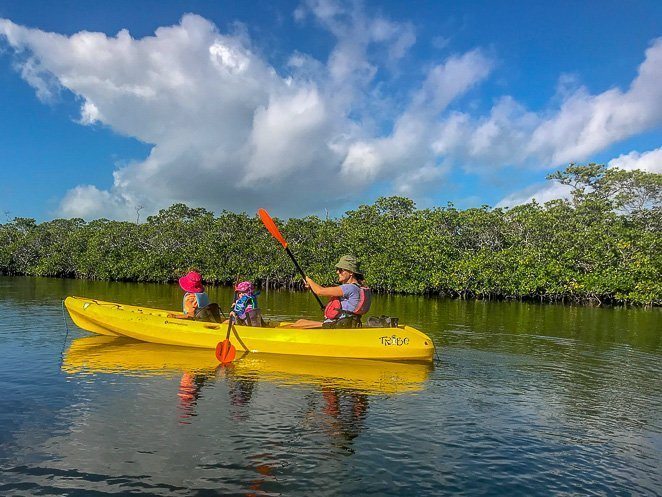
324, 284, 371, 320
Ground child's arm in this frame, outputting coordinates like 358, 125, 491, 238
167, 294, 197, 319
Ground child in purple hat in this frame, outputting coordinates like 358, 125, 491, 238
230, 281, 262, 325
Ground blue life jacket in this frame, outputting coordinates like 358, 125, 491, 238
232, 293, 259, 319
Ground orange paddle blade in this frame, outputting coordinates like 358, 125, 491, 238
258, 208, 288, 248
215, 339, 237, 364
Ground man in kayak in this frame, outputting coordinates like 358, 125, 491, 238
305, 255, 372, 328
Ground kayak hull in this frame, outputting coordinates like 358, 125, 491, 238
64, 296, 435, 362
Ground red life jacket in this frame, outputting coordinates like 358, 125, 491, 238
324, 284, 371, 320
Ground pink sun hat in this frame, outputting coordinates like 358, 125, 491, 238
179, 271, 204, 293
235, 281, 254, 294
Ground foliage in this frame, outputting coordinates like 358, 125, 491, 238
0, 165, 659, 305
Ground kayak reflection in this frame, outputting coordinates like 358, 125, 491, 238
62, 336, 433, 395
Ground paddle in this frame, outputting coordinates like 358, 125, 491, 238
258, 208, 324, 310
216, 315, 237, 364
215, 275, 240, 364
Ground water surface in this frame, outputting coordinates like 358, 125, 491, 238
0, 276, 660, 496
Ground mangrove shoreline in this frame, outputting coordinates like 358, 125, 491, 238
1, 165, 660, 306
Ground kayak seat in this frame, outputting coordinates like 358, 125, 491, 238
194, 303, 223, 323
237, 308, 266, 327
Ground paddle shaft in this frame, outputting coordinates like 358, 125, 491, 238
224, 314, 234, 340
286, 247, 324, 309
226, 274, 240, 340
217, 280, 239, 363
258, 208, 324, 310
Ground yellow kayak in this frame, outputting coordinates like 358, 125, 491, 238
64, 296, 436, 362
62, 336, 432, 394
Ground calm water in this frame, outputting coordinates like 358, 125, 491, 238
0, 276, 660, 496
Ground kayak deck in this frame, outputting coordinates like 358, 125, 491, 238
64, 296, 435, 362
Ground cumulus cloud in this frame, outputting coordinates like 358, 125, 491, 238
58, 184, 137, 220
497, 146, 662, 208
339, 49, 494, 187
0, 6, 428, 219
608, 147, 662, 174
0, 4, 661, 220
461, 37, 662, 208
0, 4, 482, 220
434, 38, 662, 170
0, 14, 342, 218
298, 0, 416, 86
496, 181, 574, 208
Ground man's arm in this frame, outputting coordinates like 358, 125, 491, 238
305, 277, 344, 298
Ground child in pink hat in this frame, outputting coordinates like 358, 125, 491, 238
168, 271, 212, 319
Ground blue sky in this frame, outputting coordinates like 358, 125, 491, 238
1, 0, 661, 222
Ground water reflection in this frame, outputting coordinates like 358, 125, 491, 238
61, 334, 431, 456
224, 365, 258, 422
62, 336, 433, 395
62, 335, 428, 451
177, 368, 258, 423
245, 454, 276, 497
177, 372, 213, 423
321, 387, 369, 453
54, 336, 428, 491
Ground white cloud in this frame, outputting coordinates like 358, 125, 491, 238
491, 38, 662, 209
339, 49, 494, 185
0, 7, 489, 220
496, 182, 573, 208
79, 100, 101, 124
433, 38, 662, 170
58, 185, 137, 220
0, 7, 660, 221
412, 49, 492, 115
0, 14, 354, 219
394, 165, 448, 197
608, 147, 662, 174
497, 146, 662, 208
244, 86, 337, 183
297, 0, 415, 94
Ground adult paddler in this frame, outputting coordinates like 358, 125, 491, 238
305, 255, 372, 328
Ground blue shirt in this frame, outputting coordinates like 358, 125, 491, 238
339, 284, 361, 313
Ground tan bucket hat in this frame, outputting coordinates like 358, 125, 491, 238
334, 255, 363, 279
